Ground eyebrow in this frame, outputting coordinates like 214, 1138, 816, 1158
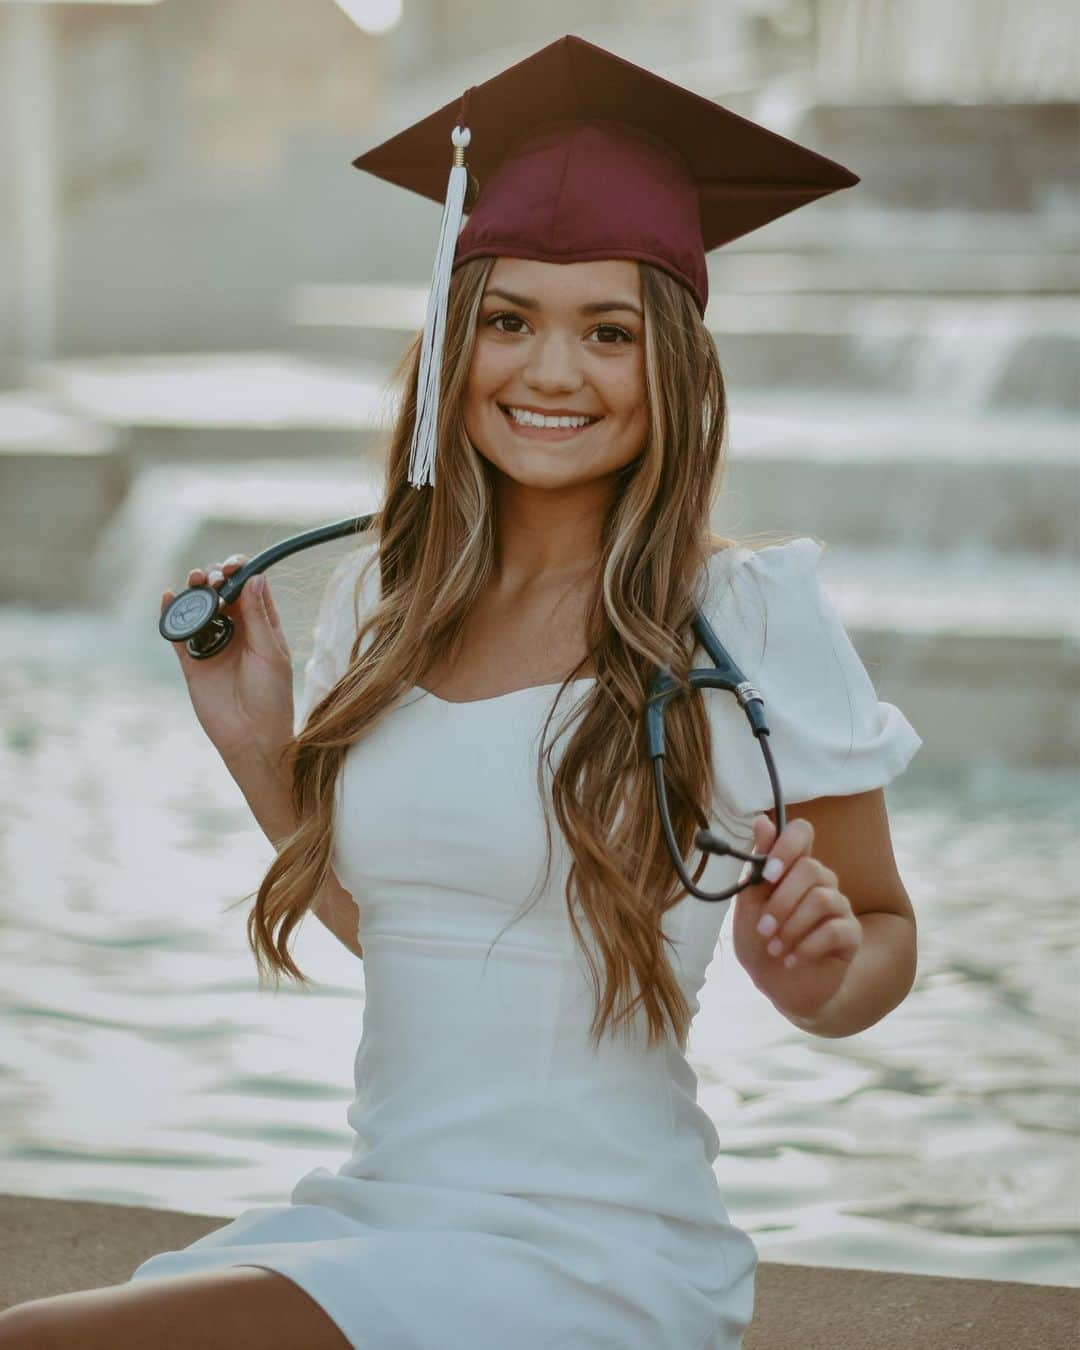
482, 286, 643, 319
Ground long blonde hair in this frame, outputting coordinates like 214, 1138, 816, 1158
246, 256, 756, 1051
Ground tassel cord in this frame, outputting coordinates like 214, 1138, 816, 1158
408, 124, 471, 489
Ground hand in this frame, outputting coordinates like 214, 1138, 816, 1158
731, 812, 862, 1025
162, 554, 295, 772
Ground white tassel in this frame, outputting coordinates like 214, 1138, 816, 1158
408, 123, 471, 489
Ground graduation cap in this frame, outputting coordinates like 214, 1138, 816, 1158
352, 33, 859, 489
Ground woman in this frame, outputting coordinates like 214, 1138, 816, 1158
0, 38, 922, 1350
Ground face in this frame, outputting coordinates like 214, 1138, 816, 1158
463, 257, 648, 491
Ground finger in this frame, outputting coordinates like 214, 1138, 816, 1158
763, 852, 836, 913
738, 813, 778, 904
201, 560, 248, 601
758, 815, 814, 889
240, 573, 290, 664
216, 554, 249, 583
258, 569, 282, 632
756, 853, 838, 936
750, 813, 778, 858
185, 566, 227, 589
785, 914, 861, 968
259, 574, 289, 657
768, 884, 847, 957
184, 558, 239, 588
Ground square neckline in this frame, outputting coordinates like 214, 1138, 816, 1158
411, 676, 596, 707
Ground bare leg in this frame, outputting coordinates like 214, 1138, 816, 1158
0, 1265, 353, 1350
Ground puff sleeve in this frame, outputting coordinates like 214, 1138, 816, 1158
292, 539, 381, 737
703, 537, 923, 829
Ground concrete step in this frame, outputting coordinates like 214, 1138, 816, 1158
0, 391, 133, 607
814, 543, 1079, 772
788, 102, 1080, 219
30, 351, 395, 465
2, 1198, 1069, 1344
288, 285, 1080, 411
2, 1194, 1076, 1344
705, 248, 1080, 296
719, 390, 1079, 558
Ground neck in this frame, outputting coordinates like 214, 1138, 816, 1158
490, 473, 609, 591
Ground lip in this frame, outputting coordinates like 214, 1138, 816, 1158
498, 404, 603, 441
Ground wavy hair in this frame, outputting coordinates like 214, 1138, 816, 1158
243, 256, 770, 1052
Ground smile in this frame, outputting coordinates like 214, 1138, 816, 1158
498, 404, 603, 441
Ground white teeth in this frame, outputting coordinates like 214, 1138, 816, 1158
505, 407, 595, 429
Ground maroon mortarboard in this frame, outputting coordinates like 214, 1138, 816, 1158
352, 33, 859, 488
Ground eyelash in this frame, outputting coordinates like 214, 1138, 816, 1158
484, 312, 636, 345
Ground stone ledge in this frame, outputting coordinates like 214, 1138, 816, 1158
2, 1194, 1076, 1348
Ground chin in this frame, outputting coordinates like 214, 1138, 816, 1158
491, 456, 580, 490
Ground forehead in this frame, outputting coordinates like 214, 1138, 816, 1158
483, 256, 641, 306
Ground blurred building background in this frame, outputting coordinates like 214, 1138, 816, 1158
2, 0, 1078, 357
0, 0, 1078, 1289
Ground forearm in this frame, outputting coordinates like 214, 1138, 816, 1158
787, 911, 917, 1038
224, 745, 364, 960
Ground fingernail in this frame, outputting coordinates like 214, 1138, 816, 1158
763, 857, 784, 883
757, 913, 778, 938
783, 953, 797, 969
767, 937, 784, 957
208, 569, 224, 585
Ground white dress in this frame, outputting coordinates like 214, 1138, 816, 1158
129, 536, 923, 1348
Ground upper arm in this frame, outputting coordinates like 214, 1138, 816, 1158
766, 788, 914, 923
703, 538, 924, 851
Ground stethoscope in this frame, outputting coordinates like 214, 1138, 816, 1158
159, 515, 785, 901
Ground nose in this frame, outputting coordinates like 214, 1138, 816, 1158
522, 330, 585, 395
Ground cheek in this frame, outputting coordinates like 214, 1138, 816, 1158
609, 373, 648, 430
467, 339, 515, 395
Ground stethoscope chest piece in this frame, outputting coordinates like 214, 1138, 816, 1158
158, 585, 235, 659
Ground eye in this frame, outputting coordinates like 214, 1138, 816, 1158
588, 324, 635, 345
486, 312, 528, 335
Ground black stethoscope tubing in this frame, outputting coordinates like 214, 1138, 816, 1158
159, 515, 783, 901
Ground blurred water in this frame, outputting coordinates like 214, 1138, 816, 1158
0, 610, 1076, 1288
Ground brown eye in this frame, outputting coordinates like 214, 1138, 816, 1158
590, 324, 635, 344
487, 313, 527, 334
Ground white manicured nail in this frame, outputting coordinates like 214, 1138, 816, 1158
763, 857, 784, 883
